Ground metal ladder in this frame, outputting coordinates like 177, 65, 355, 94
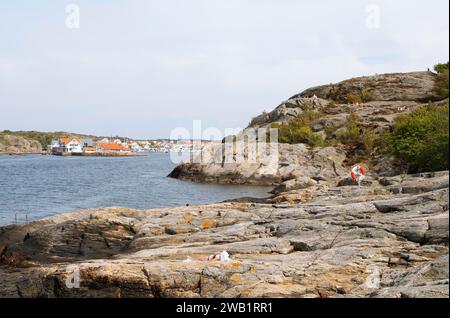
13, 211, 30, 224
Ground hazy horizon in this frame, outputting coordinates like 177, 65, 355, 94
1, 0, 449, 139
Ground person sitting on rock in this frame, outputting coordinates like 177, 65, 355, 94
207, 251, 231, 262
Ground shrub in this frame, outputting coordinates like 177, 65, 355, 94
433, 69, 449, 100
434, 62, 449, 74
345, 92, 363, 104
360, 89, 375, 102
336, 112, 361, 144
308, 131, 325, 148
327, 85, 342, 101
432, 62, 449, 100
361, 128, 378, 154
271, 109, 325, 148
382, 103, 449, 173
292, 126, 314, 144
345, 89, 374, 104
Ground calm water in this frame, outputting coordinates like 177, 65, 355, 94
0, 153, 271, 225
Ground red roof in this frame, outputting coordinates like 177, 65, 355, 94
60, 138, 80, 145
98, 143, 128, 151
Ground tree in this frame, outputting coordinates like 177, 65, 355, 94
434, 62, 449, 74
383, 104, 449, 173
434, 72, 449, 100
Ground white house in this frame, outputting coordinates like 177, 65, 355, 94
67, 139, 82, 153
58, 138, 83, 153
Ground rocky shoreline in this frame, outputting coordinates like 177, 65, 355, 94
1, 70, 448, 298
0, 171, 448, 298
168, 144, 347, 186
0, 152, 43, 156
0, 135, 43, 154
167, 71, 448, 186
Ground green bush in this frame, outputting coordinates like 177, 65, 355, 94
271, 109, 325, 148
308, 131, 325, 148
434, 62, 449, 74
336, 112, 361, 144
383, 103, 449, 173
360, 89, 375, 102
298, 104, 322, 124
361, 128, 378, 154
433, 69, 449, 100
327, 85, 341, 101
345, 92, 363, 104
345, 89, 374, 104
333, 113, 379, 162
432, 62, 449, 100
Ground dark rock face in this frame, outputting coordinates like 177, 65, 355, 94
0, 172, 448, 298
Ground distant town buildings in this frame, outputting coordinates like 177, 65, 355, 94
48, 137, 212, 155
49, 137, 129, 155
97, 142, 129, 153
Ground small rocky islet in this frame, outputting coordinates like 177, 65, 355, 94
0, 71, 448, 298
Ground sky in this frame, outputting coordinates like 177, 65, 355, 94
0, 0, 448, 139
